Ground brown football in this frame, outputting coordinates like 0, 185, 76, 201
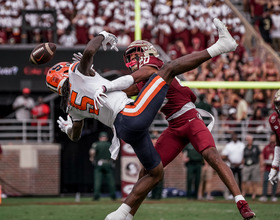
29, 42, 56, 65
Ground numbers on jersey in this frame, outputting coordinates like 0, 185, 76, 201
139, 56, 150, 68
70, 91, 99, 115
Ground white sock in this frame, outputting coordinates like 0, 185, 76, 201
105, 204, 132, 220
235, 195, 245, 203
117, 203, 131, 216
125, 213, 134, 220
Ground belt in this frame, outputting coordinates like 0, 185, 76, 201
167, 102, 215, 132
97, 159, 111, 166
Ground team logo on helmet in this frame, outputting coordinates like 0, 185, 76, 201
46, 62, 71, 96
123, 40, 159, 72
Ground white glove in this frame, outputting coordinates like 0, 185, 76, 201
99, 31, 118, 52
93, 86, 107, 110
268, 168, 279, 185
57, 115, 73, 134
72, 52, 83, 62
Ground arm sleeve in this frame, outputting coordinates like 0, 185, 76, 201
105, 75, 134, 92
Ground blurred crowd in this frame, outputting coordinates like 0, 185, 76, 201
1, 0, 280, 128
0, 0, 243, 48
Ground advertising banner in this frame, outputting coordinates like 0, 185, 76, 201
120, 141, 141, 198
0, 45, 129, 92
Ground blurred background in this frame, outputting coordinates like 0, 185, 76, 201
1, 0, 280, 201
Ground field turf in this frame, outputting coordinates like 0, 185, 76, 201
1, 196, 279, 220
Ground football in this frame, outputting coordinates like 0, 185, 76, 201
29, 42, 56, 65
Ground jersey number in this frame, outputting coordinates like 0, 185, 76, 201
139, 57, 150, 67
70, 91, 99, 115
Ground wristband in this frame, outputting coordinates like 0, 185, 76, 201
98, 31, 107, 39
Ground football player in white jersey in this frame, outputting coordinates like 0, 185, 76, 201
46, 18, 238, 220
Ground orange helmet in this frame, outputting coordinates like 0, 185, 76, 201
46, 62, 71, 96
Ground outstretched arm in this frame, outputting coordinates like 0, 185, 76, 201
78, 31, 118, 76
78, 35, 104, 76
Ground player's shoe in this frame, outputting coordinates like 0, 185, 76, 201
213, 18, 238, 54
237, 200, 256, 220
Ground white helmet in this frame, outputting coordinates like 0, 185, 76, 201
123, 40, 159, 71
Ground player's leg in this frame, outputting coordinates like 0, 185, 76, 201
157, 18, 238, 85
105, 162, 163, 220
126, 127, 186, 219
93, 166, 102, 200
105, 165, 116, 200
187, 118, 255, 219
119, 74, 169, 128
107, 91, 168, 220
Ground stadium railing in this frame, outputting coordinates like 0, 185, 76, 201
0, 116, 269, 146
0, 119, 54, 144
150, 118, 270, 146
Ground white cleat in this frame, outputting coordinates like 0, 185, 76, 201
213, 18, 238, 54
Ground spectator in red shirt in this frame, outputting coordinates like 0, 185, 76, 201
31, 96, 50, 126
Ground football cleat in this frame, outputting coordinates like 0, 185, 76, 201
210, 18, 238, 56
237, 200, 256, 220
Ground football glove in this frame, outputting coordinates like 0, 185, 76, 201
93, 86, 107, 110
57, 115, 72, 134
268, 167, 279, 185
99, 31, 118, 52
72, 52, 83, 62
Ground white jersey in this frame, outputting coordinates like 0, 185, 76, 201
67, 63, 133, 128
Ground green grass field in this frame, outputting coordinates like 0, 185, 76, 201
1, 196, 280, 220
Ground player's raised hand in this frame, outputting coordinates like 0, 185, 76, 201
268, 167, 278, 185
99, 31, 119, 52
57, 115, 72, 134
93, 86, 108, 110
72, 52, 83, 62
